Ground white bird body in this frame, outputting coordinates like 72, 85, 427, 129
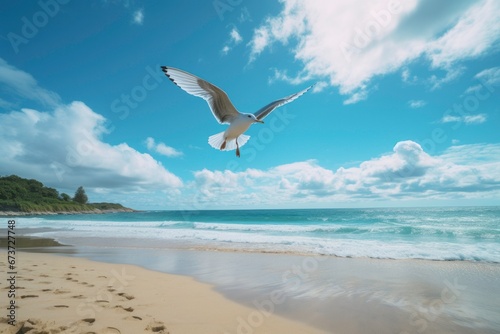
161, 66, 312, 157
224, 113, 255, 141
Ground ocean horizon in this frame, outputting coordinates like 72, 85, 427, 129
17, 206, 500, 263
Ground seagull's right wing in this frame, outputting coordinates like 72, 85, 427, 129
254, 85, 313, 121
161, 66, 239, 124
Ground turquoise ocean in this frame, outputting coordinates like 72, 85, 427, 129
19, 206, 500, 263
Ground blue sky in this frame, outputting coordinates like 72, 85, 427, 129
1, 0, 499, 209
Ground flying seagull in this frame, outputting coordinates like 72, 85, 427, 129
161, 66, 312, 157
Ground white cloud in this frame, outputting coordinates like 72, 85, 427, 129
146, 137, 183, 157
475, 66, 500, 86
0, 60, 182, 193
188, 141, 500, 207
132, 9, 144, 25
0, 103, 182, 191
428, 66, 465, 90
312, 81, 328, 93
408, 100, 426, 108
425, 1, 500, 69
221, 45, 231, 55
248, 26, 270, 61
0, 58, 61, 108
230, 27, 243, 44
248, 0, 500, 103
464, 66, 500, 94
441, 113, 487, 124
222, 27, 243, 55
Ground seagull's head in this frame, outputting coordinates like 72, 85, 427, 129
245, 114, 264, 124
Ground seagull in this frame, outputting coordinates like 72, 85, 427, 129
161, 66, 312, 157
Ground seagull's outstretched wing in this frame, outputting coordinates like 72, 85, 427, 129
254, 85, 313, 121
161, 66, 239, 124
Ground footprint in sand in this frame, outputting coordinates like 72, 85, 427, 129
81, 318, 96, 325
39, 274, 49, 277
54, 289, 70, 294
21, 295, 39, 299
96, 300, 110, 305
72, 294, 85, 299
54, 305, 69, 308
101, 327, 121, 334
146, 321, 167, 333
115, 305, 134, 312
42, 289, 52, 292
117, 292, 135, 300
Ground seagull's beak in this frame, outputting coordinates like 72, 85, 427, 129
255, 119, 264, 124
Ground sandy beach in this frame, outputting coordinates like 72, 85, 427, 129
1, 248, 499, 334
0, 251, 324, 334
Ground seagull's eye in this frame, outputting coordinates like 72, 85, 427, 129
247, 115, 251, 118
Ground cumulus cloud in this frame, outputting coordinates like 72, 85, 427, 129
188, 141, 500, 207
0, 103, 182, 191
0, 60, 182, 193
145, 137, 183, 157
248, 0, 500, 103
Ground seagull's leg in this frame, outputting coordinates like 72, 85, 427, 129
236, 138, 240, 158
220, 139, 226, 150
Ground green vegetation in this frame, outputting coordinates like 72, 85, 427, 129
73, 186, 88, 204
0, 175, 133, 213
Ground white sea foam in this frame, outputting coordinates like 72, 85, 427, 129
18, 209, 500, 263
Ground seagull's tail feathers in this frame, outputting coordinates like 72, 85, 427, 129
208, 132, 250, 151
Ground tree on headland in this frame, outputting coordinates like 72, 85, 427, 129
73, 186, 88, 204
60, 193, 71, 201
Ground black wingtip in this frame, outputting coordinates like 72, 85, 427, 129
160, 66, 178, 85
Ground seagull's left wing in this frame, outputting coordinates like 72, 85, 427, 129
253, 85, 313, 121
161, 66, 239, 124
